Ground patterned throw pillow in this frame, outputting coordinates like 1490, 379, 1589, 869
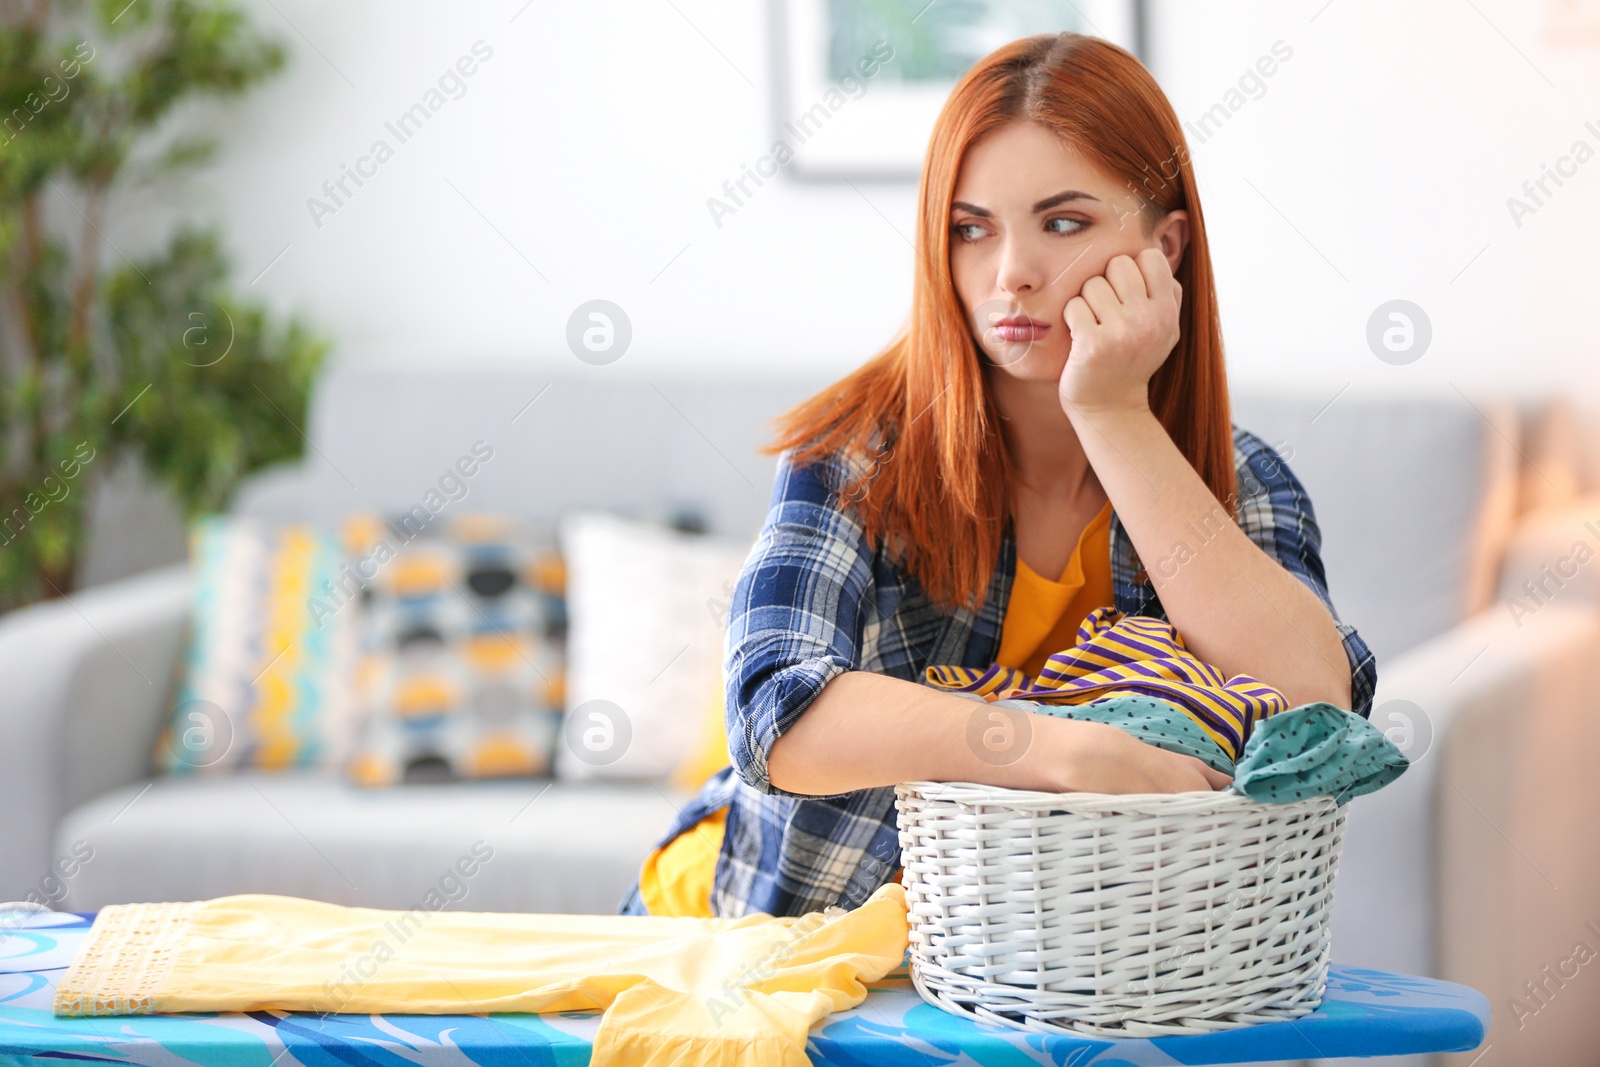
154, 517, 360, 774
343, 513, 567, 786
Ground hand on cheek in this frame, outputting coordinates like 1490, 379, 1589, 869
1058, 247, 1182, 415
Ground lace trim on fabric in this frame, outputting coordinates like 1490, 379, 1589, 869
53, 900, 199, 1016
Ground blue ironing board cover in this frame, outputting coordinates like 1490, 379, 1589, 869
0, 910, 1487, 1066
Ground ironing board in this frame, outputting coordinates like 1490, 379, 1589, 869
0, 909, 1488, 1066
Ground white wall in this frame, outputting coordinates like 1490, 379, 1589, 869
169, 0, 1598, 396
1150, 0, 1600, 398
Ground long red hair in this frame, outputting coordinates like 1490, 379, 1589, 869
762, 32, 1235, 614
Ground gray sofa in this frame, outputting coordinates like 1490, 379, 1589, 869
4, 364, 1598, 1067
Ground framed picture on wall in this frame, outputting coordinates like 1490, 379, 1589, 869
766, 0, 1146, 182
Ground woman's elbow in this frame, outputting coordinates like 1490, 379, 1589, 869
727, 697, 807, 796
1277, 662, 1352, 713
1313, 619, 1356, 711
726, 660, 853, 796
1304, 666, 1352, 712
763, 711, 835, 795
762, 731, 798, 794
1328, 670, 1354, 712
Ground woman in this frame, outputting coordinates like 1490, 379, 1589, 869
618, 31, 1376, 920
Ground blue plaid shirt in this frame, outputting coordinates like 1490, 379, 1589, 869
642, 425, 1377, 918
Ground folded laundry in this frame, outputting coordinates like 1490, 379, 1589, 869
932, 606, 1409, 803
53, 882, 911, 1067
973, 692, 1408, 803
926, 605, 1291, 760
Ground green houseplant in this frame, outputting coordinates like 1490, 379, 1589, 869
0, 0, 328, 613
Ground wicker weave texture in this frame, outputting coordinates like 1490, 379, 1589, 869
894, 782, 1347, 1037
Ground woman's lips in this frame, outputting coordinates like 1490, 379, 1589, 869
993, 321, 1050, 343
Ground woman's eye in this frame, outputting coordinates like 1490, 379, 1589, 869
1047, 216, 1087, 235
951, 222, 986, 243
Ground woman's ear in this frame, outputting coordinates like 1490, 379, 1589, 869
1152, 209, 1190, 276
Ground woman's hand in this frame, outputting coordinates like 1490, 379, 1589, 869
1058, 248, 1182, 415
1048, 718, 1232, 794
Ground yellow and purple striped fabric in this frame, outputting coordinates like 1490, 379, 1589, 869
923, 605, 1290, 761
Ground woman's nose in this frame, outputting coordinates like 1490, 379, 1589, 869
994, 240, 1044, 296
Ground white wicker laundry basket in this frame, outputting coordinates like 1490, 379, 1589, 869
894, 781, 1348, 1037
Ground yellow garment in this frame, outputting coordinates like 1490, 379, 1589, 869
638, 805, 727, 918
638, 503, 1111, 918
54, 884, 911, 1067
997, 500, 1114, 680
640, 808, 904, 919
644, 669, 733, 917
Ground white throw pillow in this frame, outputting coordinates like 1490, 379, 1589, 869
555, 510, 753, 780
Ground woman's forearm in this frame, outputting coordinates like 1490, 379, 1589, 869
765, 670, 1068, 795
764, 669, 1231, 796
1065, 403, 1352, 708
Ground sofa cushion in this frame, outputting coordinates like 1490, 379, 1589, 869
53, 772, 688, 914
155, 518, 360, 775
343, 512, 568, 786
556, 509, 751, 781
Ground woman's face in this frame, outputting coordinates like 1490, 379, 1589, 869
948, 119, 1188, 384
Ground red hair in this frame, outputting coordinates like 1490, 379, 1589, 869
761, 32, 1235, 614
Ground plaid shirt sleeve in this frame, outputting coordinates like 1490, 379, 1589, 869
724, 448, 878, 797
1232, 428, 1378, 718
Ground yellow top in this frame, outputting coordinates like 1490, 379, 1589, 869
638, 500, 1115, 919
997, 500, 1115, 679
55, 886, 911, 1067
637, 805, 728, 918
